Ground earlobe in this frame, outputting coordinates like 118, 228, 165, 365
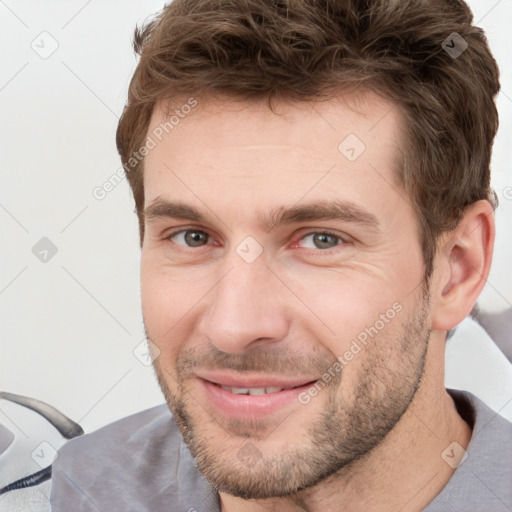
431, 200, 495, 331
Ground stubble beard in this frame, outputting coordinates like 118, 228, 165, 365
150, 295, 431, 500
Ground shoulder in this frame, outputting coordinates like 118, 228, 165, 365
449, 388, 512, 461
53, 404, 179, 464
50, 404, 219, 512
425, 389, 512, 511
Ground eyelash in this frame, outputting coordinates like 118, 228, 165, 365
164, 228, 348, 254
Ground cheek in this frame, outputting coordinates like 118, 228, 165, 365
140, 256, 225, 366
290, 267, 412, 360
140, 260, 197, 351
297, 272, 385, 325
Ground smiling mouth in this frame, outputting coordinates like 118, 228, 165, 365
198, 376, 321, 418
214, 383, 313, 395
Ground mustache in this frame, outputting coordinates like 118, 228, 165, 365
173, 344, 341, 378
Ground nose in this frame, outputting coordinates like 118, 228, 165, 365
196, 256, 290, 354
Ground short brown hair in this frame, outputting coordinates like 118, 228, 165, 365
116, 0, 500, 277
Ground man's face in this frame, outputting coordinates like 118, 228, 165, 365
141, 92, 432, 498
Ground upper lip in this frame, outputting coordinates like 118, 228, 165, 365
196, 371, 318, 389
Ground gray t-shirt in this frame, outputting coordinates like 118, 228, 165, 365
50, 389, 512, 511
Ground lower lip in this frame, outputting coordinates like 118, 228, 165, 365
197, 378, 317, 418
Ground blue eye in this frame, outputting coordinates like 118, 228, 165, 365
166, 229, 344, 252
170, 230, 210, 247
299, 232, 343, 250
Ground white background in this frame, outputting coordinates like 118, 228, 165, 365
1, 0, 511, 434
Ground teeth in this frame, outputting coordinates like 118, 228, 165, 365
265, 387, 283, 394
231, 387, 249, 394
220, 385, 285, 395
248, 388, 266, 395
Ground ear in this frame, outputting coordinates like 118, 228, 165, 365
431, 199, 495, 331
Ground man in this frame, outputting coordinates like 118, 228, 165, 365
50, 0, 512, 510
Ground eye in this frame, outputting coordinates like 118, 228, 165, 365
297, 231, 344, 250
168, 229, 210, 248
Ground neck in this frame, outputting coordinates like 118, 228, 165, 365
219, 332, 472, 512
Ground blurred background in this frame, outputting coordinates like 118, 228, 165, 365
1, 0, 511, 436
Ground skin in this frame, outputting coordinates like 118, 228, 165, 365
140, 91, 494, 512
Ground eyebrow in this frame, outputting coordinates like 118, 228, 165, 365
144, 198, 380, 232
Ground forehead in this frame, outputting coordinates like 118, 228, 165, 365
147, 91, 402, 152
142, 91, 405, 219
